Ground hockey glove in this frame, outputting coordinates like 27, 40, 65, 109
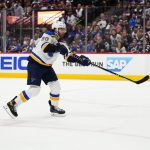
78, 55, 91, 66
71, 54, 91, 66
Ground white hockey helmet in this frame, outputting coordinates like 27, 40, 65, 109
51, 21, 66, 32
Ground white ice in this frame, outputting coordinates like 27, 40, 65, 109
0, 78, 150, 150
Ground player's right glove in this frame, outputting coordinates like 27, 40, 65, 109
76, 55, 91, 66
67, 54, 91, 66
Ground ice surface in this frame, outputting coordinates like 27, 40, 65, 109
0, 78, 150, 150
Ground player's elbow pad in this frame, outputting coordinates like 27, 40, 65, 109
41, 43, 58, 53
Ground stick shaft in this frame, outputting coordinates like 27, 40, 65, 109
91, 63, 148, 84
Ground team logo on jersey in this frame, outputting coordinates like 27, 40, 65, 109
107, 57, 132, 72
31, 78, 37, 83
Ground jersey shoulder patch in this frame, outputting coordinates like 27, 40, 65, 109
45, 31, 55, 36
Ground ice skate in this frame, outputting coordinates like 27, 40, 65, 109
3, 96, 18, 119
48, 100, 66, 117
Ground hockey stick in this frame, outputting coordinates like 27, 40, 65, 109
91, 62, 149, 84
58, 42, 149, 84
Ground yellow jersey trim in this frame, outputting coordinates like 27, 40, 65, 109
65, 53, 72, 61
41, 43, 49, 51
30, 54, 51, 67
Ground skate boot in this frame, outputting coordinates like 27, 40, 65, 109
3, 96, 18, 119
48, 100, 65, 117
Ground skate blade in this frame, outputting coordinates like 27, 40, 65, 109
3, 105, 16, 119
51, 113, 66, 117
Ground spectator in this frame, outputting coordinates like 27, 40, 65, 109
75, 3, 84, 19
113, 3, 124, 16
6, 0, 13, 15
6, 31, 12, 50
134, 4, 143, 16
59, 13, 67, 23
87, 40, 95, 52
131, 25, 138, 38
24, 2, 32, 16
121, 20, 131, 33
95, 34, 105, 53
21, 37, 33, 52
146, 19, 150, 32
128, 38, 140, 53
30, 33, 40, 48
97, 13, 107, 30
75, 3, 84, 25
69, 41, 78, 52
146, 31, 150, 47
115, 41, 127, 53
128, 13, 137, 30
66, 11, 77, 26
110, 29, 122, 52
145, 41, 150, 52
59, 1, 66, 10
66, 1, 73, 12
135, 28, 143, 52
0, 1, 7, 10
7, 38, 21, 53
67, 25, 77, 44
40, 1, 49, 10
74, 33, 83, 52
90, 21, 97, 32
130, 2, 137, 15
13, 2, 25, 17
76, 24, 84, 40
88, 21, 101, 39
32, 1, 40, 9
116, 24, 123, 35
103, 32, 112, 52
145, 2, 150, 15
121, 30, 132, 51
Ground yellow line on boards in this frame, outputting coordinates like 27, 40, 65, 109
0, 73, 149, 81
0, 73, 27, 78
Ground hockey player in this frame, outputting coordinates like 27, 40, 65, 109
3, 21, 91, 118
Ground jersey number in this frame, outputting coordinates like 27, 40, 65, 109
41, 37, 49, 42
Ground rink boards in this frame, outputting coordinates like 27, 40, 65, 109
0, 53, 149, 80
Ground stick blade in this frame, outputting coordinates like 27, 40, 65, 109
135, 75, 149, 84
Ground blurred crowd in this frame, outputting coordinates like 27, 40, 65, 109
0, 0, 150, 53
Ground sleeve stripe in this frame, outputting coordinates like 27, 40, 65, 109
65, 53, 72, 61
41, 42, 49, 48
41, 42, 49, 51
